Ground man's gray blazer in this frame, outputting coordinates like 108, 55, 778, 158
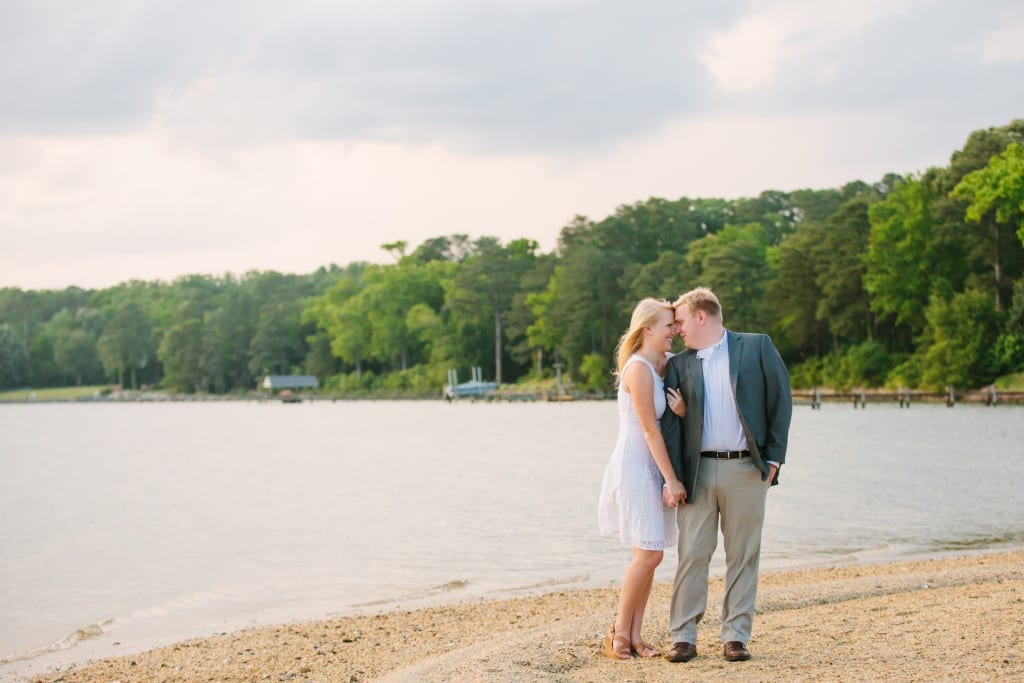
660, 330, 793, 500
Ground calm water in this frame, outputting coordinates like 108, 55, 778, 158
2, 400, 1023, 679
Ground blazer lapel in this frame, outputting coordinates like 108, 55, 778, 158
727, 331, 760, 459
686, 351, 704, 453
727, 330, 741, 395
688, 351, 704, 413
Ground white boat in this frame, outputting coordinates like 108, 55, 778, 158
444, 380, 498, 400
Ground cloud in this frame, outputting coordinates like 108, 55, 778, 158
0, 1, 736, 153
2, 1, 1023, 289
2, 103, 987, 289
698, 0, 920, 94
0, 1, 240, 134
5, 1, 1017, 156
975, 24, 1024, 64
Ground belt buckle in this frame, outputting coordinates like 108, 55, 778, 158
718, 450, 731, 459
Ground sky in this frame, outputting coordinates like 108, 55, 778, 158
2, 1, 1023, 291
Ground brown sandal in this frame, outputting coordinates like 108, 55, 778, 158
631, 640, 660, 658
603, 624, 632, 660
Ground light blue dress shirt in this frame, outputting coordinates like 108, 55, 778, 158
697, 331, 779, 470
697, 332, 748, 452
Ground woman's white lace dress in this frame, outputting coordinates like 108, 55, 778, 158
597, 355, 679, 551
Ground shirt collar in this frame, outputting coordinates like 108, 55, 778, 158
696, 331, 727, 360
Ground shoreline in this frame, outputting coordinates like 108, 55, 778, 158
6, 386, 1024, 405
13, 549, 1023, 682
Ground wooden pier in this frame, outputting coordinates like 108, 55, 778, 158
793, 387, 1024, 408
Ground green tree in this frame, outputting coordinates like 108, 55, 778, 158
686, 222, 771, 332
865, 176, 944, 338
201, 293, 256, 393
733, 190, 801, 245
530, 245, 619, 377
814, 196, 877, 345
951, 142, 1024, 311
333, 294, 373, 377
42, 308, 102, 386
54, 329, 101, 386
448, 237, 539, 383
919, 289, 1002, 390
504, 253, 556, 377
789, 187, 848, 223
91, 281, 167, 388
937, 121, 1024, 312
96, 302, 153, 389
156, 290, 217, 392
525, 286, 562, 373
248, 301, 307, 377
578, 352, 611, 392
820, 340, 892, 390
158, 319, 205, 392
358, 260, 446, 371
768, 220, 829, 357
405, 302, 450, 367
625, 251, 694, 305
411, 234, 472, 263
0, 323, 30, 389
303, 331, 340, 380
303, 268, 370, 377
991, 332, 1024, 377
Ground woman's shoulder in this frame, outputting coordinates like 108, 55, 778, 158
624, 354, 657, 371
624, 354, 664, 383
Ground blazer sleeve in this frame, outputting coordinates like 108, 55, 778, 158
660, 356, 685, 481
760, 335, 793, 466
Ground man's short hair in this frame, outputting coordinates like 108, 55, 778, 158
674, 287, 723, 321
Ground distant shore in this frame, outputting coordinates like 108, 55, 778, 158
18, 549, 1023, 682
6, 387, 1024, 405
0, 387, 606, 403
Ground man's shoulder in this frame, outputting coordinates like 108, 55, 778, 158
729, 330, 766, 339
729, 330, 773, 346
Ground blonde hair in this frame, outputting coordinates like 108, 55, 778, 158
614, 297, 674, 385
673, 286, 723, 322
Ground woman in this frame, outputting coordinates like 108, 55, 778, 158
597, 297, 687, 660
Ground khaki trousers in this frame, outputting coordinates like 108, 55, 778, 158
670, 456, 769, 644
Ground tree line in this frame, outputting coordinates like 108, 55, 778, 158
2, 121, 1023, 395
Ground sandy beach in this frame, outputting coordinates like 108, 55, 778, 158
19, 549, 1024, 682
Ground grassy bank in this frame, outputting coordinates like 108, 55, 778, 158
0, 385, 110, 402
996, 372, 1024, 390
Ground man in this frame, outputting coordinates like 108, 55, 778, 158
660, 287, 792, 663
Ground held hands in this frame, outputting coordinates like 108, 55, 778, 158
662, 387, 686, 507
662, 479, 687, 508
666, 387, 685, 417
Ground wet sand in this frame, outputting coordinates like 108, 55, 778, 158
23, 549, 1024, 682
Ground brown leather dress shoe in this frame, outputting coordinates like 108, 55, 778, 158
665, 641, 697, 663
723, 641, 751, 661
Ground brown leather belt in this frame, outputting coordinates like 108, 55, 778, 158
699, 450, 750, 459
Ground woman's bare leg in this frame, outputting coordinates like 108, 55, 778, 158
615, 548, 663, 641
